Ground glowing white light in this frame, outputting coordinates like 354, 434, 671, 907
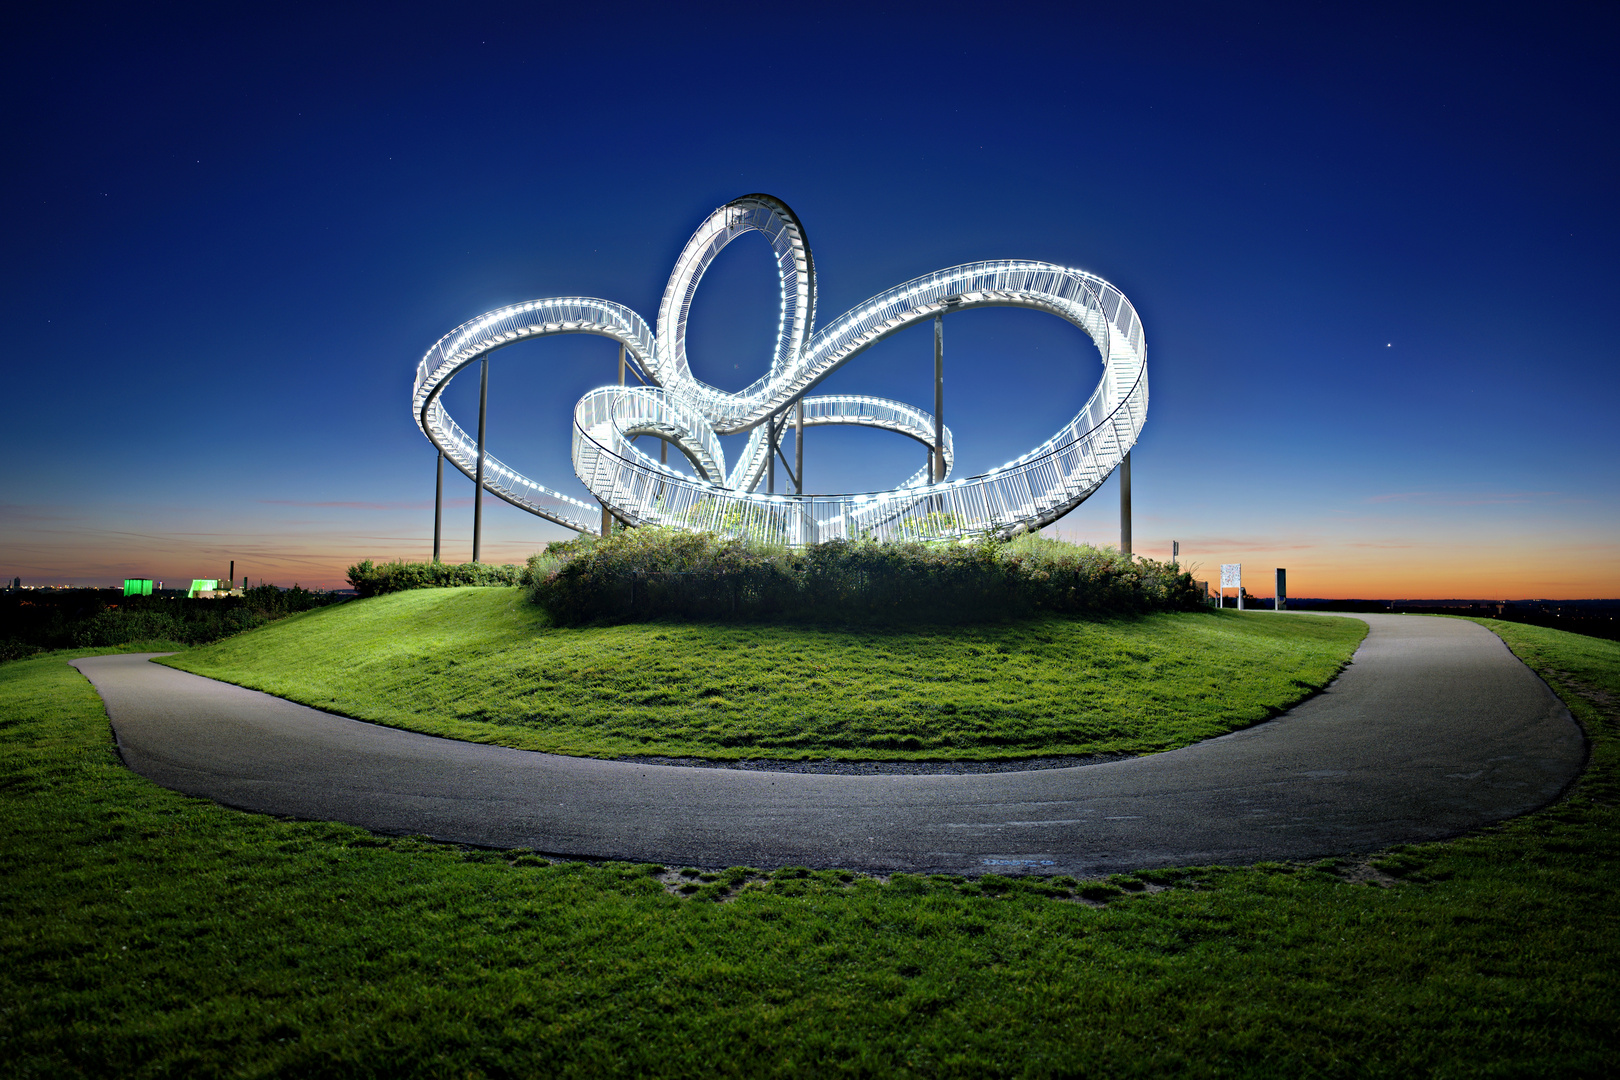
412, 195, 1146, 542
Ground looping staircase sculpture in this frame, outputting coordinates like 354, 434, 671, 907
412, 194, 1147, 543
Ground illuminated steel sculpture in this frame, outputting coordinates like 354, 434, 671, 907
412, 194, 1147, 543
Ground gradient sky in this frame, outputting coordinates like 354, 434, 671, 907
4, 3, 1616, 597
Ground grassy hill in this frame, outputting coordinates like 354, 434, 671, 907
163, 588, 1366, 761
1, 619, 1615, 1075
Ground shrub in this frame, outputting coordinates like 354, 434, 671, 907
0, 638, 40, 663
345, 559, 523, 598
525, 528, 1204, 625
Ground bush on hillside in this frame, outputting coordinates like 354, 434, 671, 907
345, 559, 523, 598
0, 638, 40, 663
524, 528, 1204, 625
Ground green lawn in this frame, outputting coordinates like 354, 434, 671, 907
163, 588, 1366, 760
0, 618, 1615, 1075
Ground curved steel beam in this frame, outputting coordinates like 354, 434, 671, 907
413, 195, 1147, 542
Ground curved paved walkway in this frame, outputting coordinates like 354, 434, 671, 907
71, 615, 1584, 876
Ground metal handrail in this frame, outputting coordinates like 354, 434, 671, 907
413, 195, 1147, 542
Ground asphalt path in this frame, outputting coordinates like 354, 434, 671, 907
71, 614, 1585, 876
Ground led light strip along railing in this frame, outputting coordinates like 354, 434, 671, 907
413, 194, 1146, 544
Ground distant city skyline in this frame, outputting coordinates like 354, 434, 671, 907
3, 4, 1615, 598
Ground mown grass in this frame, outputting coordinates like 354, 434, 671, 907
162, 588, 1366, 760
0, 618, 1616, 1075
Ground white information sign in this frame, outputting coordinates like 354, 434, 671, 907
1220, 563, 1242, 589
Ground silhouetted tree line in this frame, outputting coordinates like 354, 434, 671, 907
0, 585, 346, 661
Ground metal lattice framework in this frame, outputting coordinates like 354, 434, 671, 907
412, 193, 1147, 542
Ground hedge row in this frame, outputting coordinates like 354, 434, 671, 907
345, 559, 523, 598
526, 528, 1204, 625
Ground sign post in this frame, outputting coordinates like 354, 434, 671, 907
1220, 563, 1242, 610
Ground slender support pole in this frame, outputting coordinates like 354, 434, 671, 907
794, 400, 804, 494
433, 449, 443, 563
933, 314, 944, 483
767, 413, 777, 494
473, 357, 488, 563
656, 437, 667, 504
1119, 449, 1132, 556
768, 414, 800, 491
596, 344, 628, 538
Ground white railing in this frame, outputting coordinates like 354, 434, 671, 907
413, 195, 1146, 541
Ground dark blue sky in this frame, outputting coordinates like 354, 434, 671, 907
4, 2, 1616, 595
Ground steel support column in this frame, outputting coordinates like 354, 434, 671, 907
599, 343, 627, 537
1119, 449, 1132, 556
933, 314, 944, 482
433, 449, 443, 563
472, 358, 488, 563
795, 400, 804, 494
